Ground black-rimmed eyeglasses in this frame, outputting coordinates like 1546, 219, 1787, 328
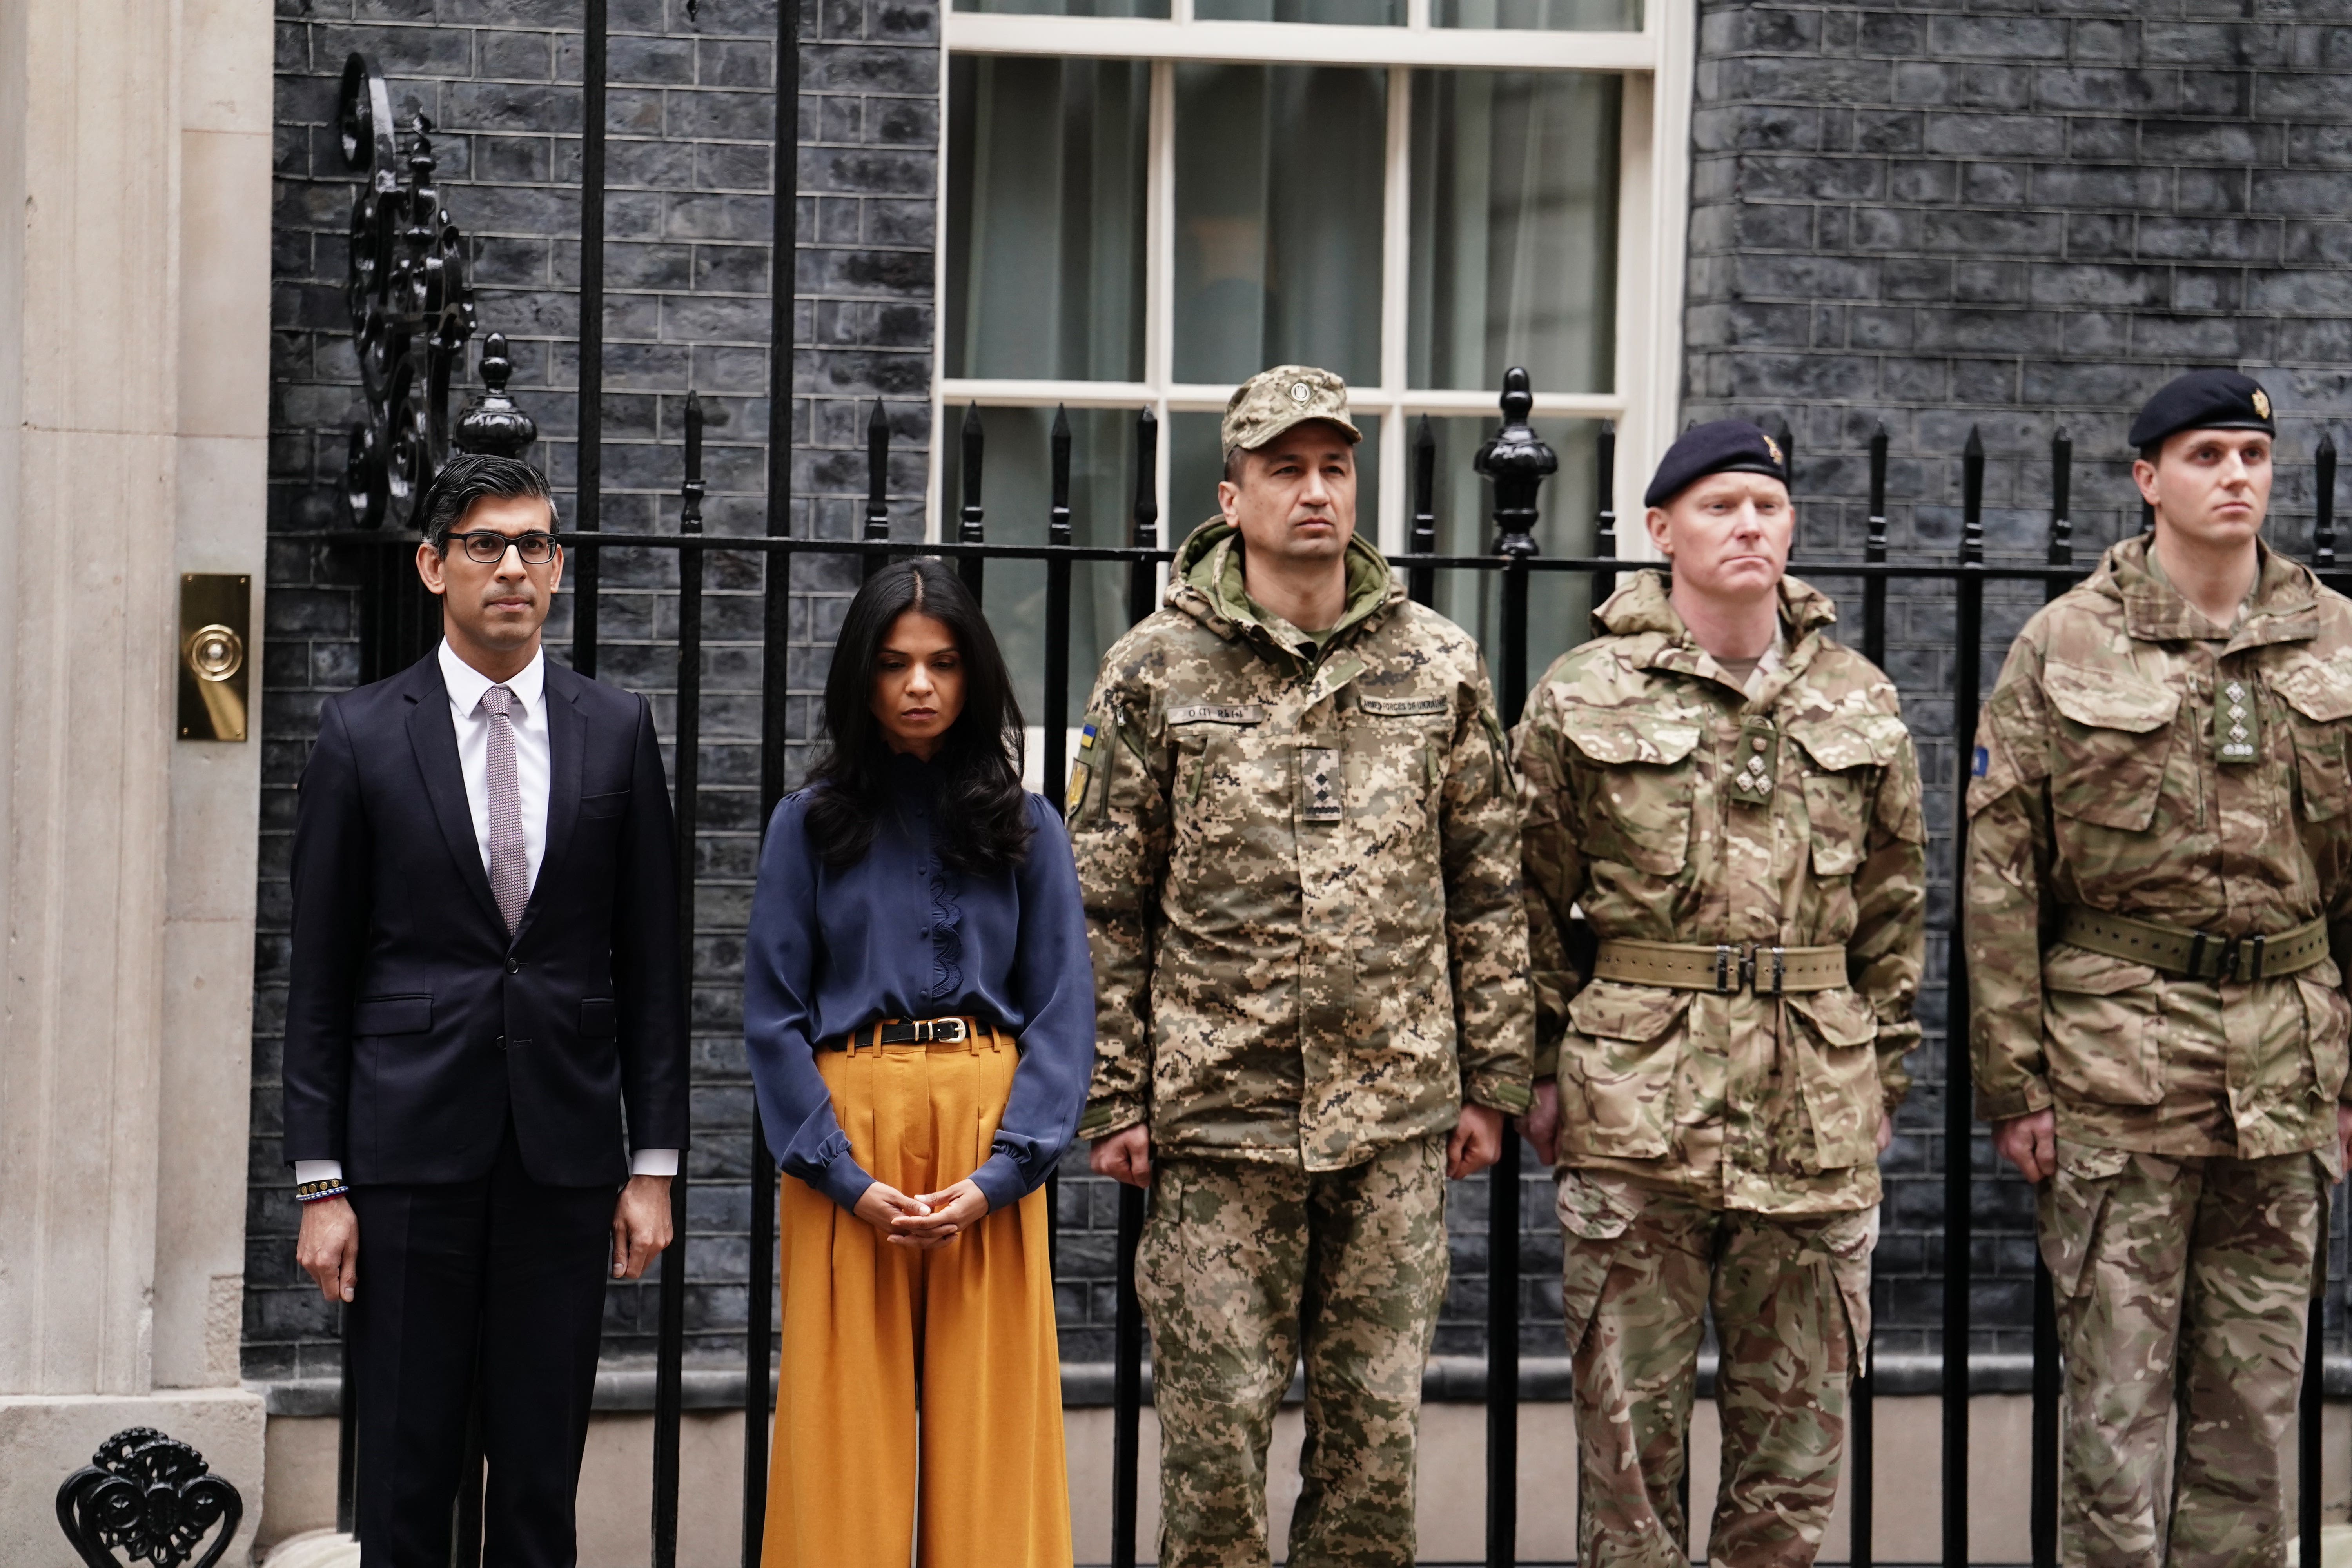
441, 530, 559, 564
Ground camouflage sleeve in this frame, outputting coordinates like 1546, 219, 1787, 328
1512, 678, 1589, 1082
1853, 718, 1928, 1112
1965, 644, 2058, 1124
1442, 655, 1535, 1116
1069, 656, 1173, 1141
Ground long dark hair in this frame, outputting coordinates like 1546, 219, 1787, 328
805, 559, 1034, 875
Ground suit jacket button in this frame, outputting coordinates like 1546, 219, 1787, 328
506, 959, 522, 975
495, 1034, 507, 1051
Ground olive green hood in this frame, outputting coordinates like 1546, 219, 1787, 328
1165, 517, 1402, 663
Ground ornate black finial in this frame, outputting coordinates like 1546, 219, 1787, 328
1474, 367, 1557, 558
453, 333, 537, 458
1961, 425, 1985, 565
56, 1427, 244, 1568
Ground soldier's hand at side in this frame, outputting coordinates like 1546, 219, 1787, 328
1876, 1105, 1895, 1155
297, 1196, 359, 1305
1090, 1125, 1153, 1188
1448, 1103, 1506, 1179
1520, 1080, 1561, 1167
2337, 1103, 2352, 1174
1993, 1109, 2057, 1185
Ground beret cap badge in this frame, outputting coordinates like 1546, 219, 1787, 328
2254, 389, 2271, 419
1763, 434, 1783, 465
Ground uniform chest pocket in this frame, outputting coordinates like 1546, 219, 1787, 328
1350, 694, 1454, 817
1561, 710, 1702, 876
2274, 656, 2352, 822
2044, 659, 2179, 833
1788, 717, 1896, 877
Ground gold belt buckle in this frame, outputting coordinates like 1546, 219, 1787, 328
913, 1016, 967, 1044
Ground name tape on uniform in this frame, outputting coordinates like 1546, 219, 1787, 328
1358, 695, 1449, 717
1168, 704, 1268, 726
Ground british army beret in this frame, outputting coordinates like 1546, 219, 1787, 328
2127, 369, 2275, 449
1643, 420, 1788, 508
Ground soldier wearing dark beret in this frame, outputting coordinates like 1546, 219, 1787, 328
1517, 418, 1926, 1565
1967, 369, 2352, 1564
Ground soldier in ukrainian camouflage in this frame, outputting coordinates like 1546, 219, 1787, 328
1515, 420, 1927, 1568
1967, 369, 2352, 1568
1069, 365, 1534, 1568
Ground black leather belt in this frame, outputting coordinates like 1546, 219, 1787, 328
820, 1015, 997, 1051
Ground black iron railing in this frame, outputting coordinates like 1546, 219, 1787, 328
317, 365, 2348, 1565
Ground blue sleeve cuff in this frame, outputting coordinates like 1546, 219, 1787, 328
971, 1149, 1029, 1213
781, 1123, 875, 1213
815, 1157, 876, 1213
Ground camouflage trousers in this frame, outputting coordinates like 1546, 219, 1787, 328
2039, 1144, 2327, 1568
1555, 1170, 1875, 1568
1135, 1133, 1449, 1568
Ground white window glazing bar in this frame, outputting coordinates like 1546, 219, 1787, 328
943, 13, 1657, 71
1149, 59, 1176, 592
1376, 64, 1412, 554
938, 378, 1627, 419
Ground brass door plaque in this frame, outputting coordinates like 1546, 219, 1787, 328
179, 574, 251, 742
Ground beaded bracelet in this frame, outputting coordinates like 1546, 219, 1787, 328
295, 1178, 351, 1204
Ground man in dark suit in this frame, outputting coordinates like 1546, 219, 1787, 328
284, 453, 686, 1567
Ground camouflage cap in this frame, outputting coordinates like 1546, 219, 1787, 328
1221, 365, 1362, 457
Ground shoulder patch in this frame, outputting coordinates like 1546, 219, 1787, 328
1973, 744, 1989, 778
1167, 703, 1267, 726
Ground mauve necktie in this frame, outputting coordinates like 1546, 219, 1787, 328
478, 684, 529, 933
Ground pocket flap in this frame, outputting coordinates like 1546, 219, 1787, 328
1555, 1171, 1638, 1241
579, 789, 628, 820
354, 994, 431, 1035
580, 998, 618, 1037
1561, 710, 1703, 768
2045, 660, 2179, 733
2274, 654, 2352, 723
1786, 713, 1904, 773
1566, 979, 1693, 1043
1786, 987, 1878, 1047
2042, 942, 2159, 996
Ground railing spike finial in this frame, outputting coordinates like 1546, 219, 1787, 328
2048, 427, 2073, 572
958, 403, 985, 596
453, 332, 537, 458
1127, 407, 1161, 626
1961, 425, 1985, 566
1049, 405, 1073, 548
864, 397, 891, 547
1474, 367, 1556, 559
2317, 432, 2337, 570
681, 390, 704, 535
1408, 415, 1437, 607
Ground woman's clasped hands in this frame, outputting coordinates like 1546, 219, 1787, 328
853, 1177, 992, 1248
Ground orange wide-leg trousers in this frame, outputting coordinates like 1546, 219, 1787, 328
760, 1033, 1072, 1568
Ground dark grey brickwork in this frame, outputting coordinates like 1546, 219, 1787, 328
1685, 0, 2352, 1356
250, 0, 940, 1381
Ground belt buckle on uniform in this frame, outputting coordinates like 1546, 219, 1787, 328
1713, 944, 1738, 994
912, 1016, 966, 1044
1760, 946, 1786, 995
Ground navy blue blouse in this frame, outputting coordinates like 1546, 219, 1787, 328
743, 754, 1097, 1212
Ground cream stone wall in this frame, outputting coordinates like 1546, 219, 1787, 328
0, 0, 273, 1557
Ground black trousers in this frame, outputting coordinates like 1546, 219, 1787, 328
350, 1126, 615, 1568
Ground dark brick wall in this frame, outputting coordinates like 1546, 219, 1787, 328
1684, 0, 2352, 1355
250, 0, 940, 1381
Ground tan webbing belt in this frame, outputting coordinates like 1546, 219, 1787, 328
1593, 938, 1848, 995
2057, 908, 2331, 983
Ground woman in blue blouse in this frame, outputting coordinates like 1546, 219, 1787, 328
746, 559, 1093, 1568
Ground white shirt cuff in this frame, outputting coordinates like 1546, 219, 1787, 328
294, 1161, 344, 1186
630, 1148, 680, 1178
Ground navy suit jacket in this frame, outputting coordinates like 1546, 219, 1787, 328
282, 651, 687, 1187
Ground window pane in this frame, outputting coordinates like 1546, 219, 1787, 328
1408, 71, 1620, 395
940, 406, 1150, 721
1410, 414, 1602, 684
945, 58, 1150, 381
952, 0, 1169, 18
1168, 412, 1381, 559
1434, 0, 1638, 29
1195, 0, 1403, 24
1173, 65, 1387, 388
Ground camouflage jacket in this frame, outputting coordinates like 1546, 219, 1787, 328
1516, 572, 1927, 1216
1966, 535, 2352, 1166
1070, 519, 1535, 1169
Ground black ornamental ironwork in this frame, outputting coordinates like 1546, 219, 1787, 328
56, 1427, 243, 1568
336, 53, 534, 533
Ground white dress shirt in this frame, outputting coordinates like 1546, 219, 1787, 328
297, 640, 675, 1187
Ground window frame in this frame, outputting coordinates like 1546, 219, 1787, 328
928, 0, 1693, 556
